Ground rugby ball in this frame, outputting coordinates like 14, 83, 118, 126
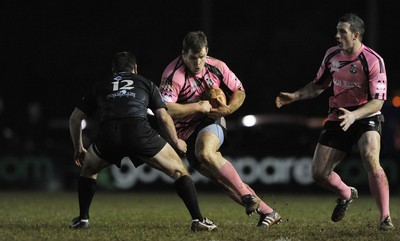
207, 85, 227, 108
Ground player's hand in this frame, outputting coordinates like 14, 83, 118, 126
198, 100, 212, 114
275, 92, 298, 108
73, 148, 87, 167
338, 107, 356, 131
175, 139, 187, 154
208, 98, 230, 119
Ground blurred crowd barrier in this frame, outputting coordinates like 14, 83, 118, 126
0, 144, 397, 193
0, 101, 399, 192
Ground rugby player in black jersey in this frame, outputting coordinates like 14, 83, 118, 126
68, 52, 216, 232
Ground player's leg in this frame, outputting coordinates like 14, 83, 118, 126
194, 130, 281, 227
189, 159, 278, 224
195, 129, 251, 195
194, 164, 243, 204
358, 131, 393, 230
70, 144, 111, 229
146, 142, 190, 179
146, 143, 216, 231
312, 143, 358, 222
189, 167, 278, 225
195, 125, 277, 216
312, 143, 350, 196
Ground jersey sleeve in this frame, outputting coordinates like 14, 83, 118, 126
368, 58, 387, 100
159, 59, 184, 103
313, 49, 334, 88
148, 82, 167, 111
217, 61, 245, 92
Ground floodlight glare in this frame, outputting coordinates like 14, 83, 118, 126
242, 115, 257, 127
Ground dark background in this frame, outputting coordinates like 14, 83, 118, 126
2, 0, 399, 119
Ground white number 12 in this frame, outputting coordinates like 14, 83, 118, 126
112, 80, 134, 91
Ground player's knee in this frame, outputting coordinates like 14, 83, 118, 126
167, 160, 190, 180
195, 150, 214, 165
80, 159, 104, 177
81, 165, 99, 177
312, 171, 328, 184
360, 145, 379, 162
362, 158, 382, 172
170, 169, 188, 180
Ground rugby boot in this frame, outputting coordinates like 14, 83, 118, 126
331, 187, 358, 222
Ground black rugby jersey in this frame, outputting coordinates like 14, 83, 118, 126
77, 72, 166, 121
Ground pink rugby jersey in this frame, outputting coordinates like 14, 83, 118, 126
313, 44, 387, 121
159, 56, 244, 140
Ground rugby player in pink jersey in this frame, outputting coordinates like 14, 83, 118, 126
276, 13, 393, 230
159, 31, 282, 228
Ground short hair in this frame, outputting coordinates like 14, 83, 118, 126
339, 13, 365, 41
112, 52, 137, 72
182, 31, 208, 54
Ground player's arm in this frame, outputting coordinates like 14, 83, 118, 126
165, 101, 212, 119
338, 99, 384, 131
209, 89, 245, 119
276, 82, 327, 108
226, 89, 245, 115
214, 61, 246, 115
69, 107, 88, 167
154, 108, 187, 154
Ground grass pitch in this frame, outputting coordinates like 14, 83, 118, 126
0, 190, 398, 241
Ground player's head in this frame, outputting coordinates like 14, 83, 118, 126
336, 13, 364, 54
339, 13, 365, 40
112, 52, 138, 73
182, 31, 209, 75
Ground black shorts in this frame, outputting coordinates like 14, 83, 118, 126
185, 118, 228, 168
318, 114, 384, 153
92, 118, 166, 167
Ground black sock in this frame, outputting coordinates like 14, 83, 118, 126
174, 175, 203, 221
78, 176, 97, 220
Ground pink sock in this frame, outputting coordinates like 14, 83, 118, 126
258, 201, 274, 214
217, 161, 250, 196
218, 162, 274, 214
319, 172, 351, 200
245, 184, 273, 214
368, 168, 390, 220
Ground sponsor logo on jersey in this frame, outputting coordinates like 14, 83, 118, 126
333, 78, 361, 88
350, 64, 358, 74
107, 90, 136, 99
331, 60, 340, 72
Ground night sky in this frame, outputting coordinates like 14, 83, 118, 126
2, 0, 399, 121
